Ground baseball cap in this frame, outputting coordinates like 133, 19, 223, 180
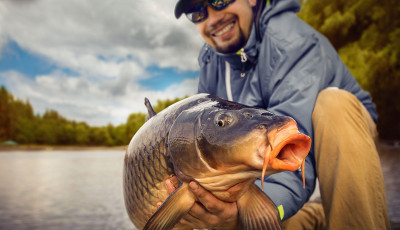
175, 0, 193, 19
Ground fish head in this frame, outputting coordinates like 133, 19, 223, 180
196, 106, 310, 173
168, 97, 311, 196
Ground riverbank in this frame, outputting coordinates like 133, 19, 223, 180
0, 144, 127, 152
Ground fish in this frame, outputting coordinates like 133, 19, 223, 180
123, 94, 311, 230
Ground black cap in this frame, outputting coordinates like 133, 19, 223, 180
175, 0, 193, 19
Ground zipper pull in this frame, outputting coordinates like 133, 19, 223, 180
240, 49, 247, 77
241, 49, 248, 63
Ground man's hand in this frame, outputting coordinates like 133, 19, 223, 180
162, 176, 239, 229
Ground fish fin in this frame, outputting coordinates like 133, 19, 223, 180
237, 184, 282, 230
143, 183, 195, 230
144, 97, 157, 121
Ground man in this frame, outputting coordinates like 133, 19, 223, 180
165, 0, 390, 229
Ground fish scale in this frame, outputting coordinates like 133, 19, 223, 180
123, 95, 211, 228
124, 112, 177, 228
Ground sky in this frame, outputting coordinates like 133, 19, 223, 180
0, 0, 204, 126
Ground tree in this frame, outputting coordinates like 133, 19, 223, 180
152, 97, 187, 113
298, 0, 400, 139
0, 85, 189, 146
109, 124, 127, 146
125, 112, 146, 142
89, 127, 113, 146
0, 86, 12, 141
75, 122, 90, 145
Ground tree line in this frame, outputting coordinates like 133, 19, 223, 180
299, 0, 400, 140
0, 86, 183, 146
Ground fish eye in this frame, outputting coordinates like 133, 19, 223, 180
243, 112, 252, 118
215, 113, 233, 127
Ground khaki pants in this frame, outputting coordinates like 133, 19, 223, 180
283, 88, 390, 230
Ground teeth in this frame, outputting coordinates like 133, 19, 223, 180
215, 23, 234, 36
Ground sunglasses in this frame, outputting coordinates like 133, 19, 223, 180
185, 0, 236, 23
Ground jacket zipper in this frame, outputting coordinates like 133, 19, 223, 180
225, 61, 233, 101
226, 49, 247, 101
240, 49, 247, 77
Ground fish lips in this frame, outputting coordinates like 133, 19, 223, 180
268, 132, 311, 171
259, 119, 311, 187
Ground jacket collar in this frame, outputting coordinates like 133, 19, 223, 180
217, 22, 260, 71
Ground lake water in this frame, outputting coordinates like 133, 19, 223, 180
0, 150, 135, 230
1, 146, 398, 229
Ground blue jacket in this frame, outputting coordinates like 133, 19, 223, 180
197, 0, 377, 220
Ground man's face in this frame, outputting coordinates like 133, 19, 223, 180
193, 0, 256, 54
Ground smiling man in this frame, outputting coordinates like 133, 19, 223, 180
181, 0, 255, 53
166, 0, 391, 229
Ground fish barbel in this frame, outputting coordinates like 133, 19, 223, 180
123, 94, 311, 230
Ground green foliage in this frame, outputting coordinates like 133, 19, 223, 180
152, 97, 186, 113
0, 86, 186, 146
89, 126, 114, 146
109, 124, 127, 146
0, 86, 13, 140
125, 112, 146, 144
298, 0, 400, 139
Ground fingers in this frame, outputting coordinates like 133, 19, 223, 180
165, 175, 179, 194
158, 176, 179, 208
189, 202, 220, 224
182, 201, 238, 229
188, 181, 239, 229
177, 203, 218, 229
179, 210, 205, 228
165, 178, 176, 194
169, 175, 179, 188
165, 181, 238, 229
189, 181, 224, 214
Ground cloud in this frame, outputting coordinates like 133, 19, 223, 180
0, 0, 203, 72
0, 3, 7, 58
0, 70, 198, 126
0, 0, 204, 126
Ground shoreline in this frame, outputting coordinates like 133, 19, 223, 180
1, 140, 398, 152
0, 145, 127, 152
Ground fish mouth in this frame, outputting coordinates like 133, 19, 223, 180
261, 119, 311, 188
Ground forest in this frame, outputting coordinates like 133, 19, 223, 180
298, 0, 400, 139
0, 86, 183, 146
0, 0, 399, 146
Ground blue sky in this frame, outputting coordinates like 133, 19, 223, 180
0, 40, 199, 91
0, 0, 204, 126
140, 66, 199, 91
0, 41, 59, 78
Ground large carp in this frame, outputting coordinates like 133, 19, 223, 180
123, 94, 311, 230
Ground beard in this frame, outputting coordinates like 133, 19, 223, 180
213, 29, 247, 54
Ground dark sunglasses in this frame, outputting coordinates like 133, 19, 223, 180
185, 0, 236, 23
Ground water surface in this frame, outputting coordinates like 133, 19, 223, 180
0, 150, 135, 230
1, 145, 398, 229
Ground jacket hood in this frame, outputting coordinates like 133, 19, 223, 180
258, 0, 300, 34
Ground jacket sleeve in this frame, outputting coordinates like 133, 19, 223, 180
256, 12, 372, 220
